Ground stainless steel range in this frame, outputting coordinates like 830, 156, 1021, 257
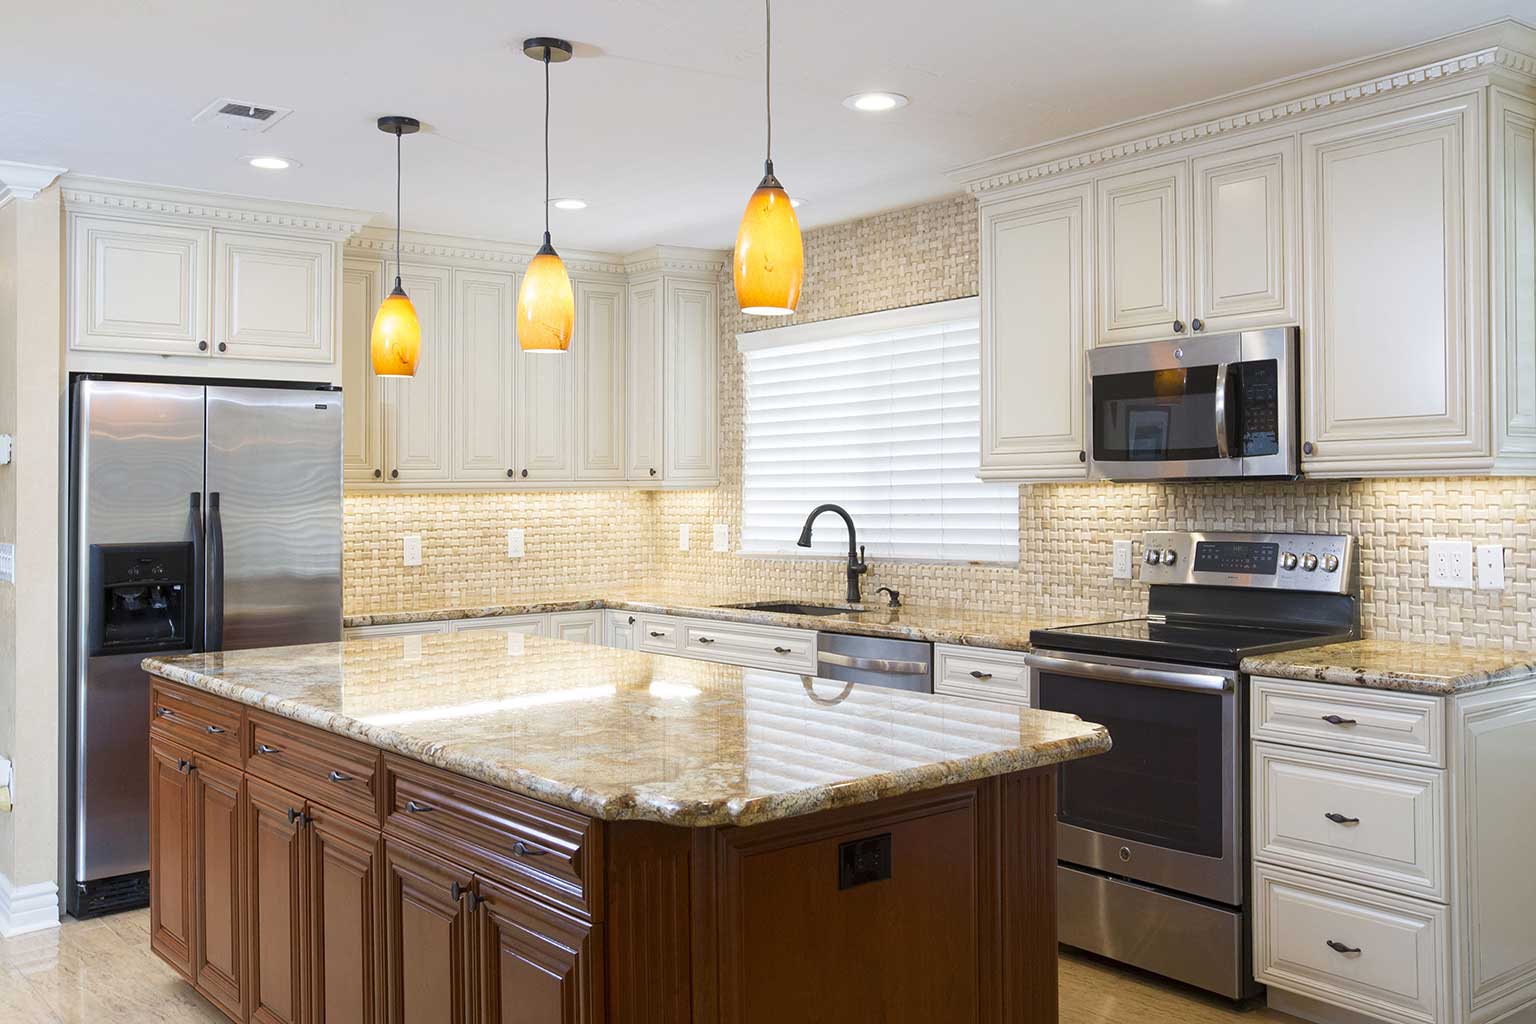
1028, 530, 1359, 1000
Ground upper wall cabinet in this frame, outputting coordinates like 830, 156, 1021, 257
71, 215, 212, 357
979, 183, 1091, 480
661, 276, 720, 485
452, 268, 519, 483
387, 263, 455, 484
211, 231, 334, 362
341, 258, 387, 482
574, 280, 627, 481
1494, 88, 1536, 475
1191, 138, 1298, 335
1096, 161, 1188, 345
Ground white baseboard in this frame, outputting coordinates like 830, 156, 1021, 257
0, 871, 60, 936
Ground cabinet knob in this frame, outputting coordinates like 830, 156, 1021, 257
627, 616, 636, 625
1303, 441, 1315, 456
450, 881, 465, 902
286, 807, 305, 826
521, 469, 528, 478
217, 342, 228, 353
1172, 320, 1186, 334
507, 469, 515, 478
197, 341, 208, 352
1078, 450, 1087, 463
391, 469, 399, 479
373, 469, 382, 479
649, 468, 657, 477
1191, 318, 1205, 333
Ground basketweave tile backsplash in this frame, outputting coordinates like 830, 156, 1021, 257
346, 194, 1536, 652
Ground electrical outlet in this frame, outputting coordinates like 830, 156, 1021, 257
0, 542, 13, 583
1427, 540, 1473, 589
402, 535, 422, 567
1112, 540, 1134, 581
401, 634, 423, 661
713, 523, 730, 552
1477, 544, 1506, 590
678, 524, 690, 552
506, 528, 525, 559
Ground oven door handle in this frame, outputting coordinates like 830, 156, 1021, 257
1213, 361, 1232, 460
1026, 653, 1233, 693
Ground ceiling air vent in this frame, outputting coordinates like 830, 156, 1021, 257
191, 98, 293, 134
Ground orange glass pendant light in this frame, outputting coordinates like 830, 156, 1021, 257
518, 37, 576, 352
733, 0, 803, 316
371, 115, 422, 376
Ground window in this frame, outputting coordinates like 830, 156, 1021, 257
739, 297, 1019, 564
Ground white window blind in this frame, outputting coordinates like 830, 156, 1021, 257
739, 297, 1019, 564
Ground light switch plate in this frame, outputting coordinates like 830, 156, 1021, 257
678, 524, 690, 552
402, 535, 422, 567
0, 542, 13, 583
1112, 540, 1134, 581
1477, 544, 1506, 590
713, 523, 730, 552
506, 528, 525, 559
0, 434, 12, 465
401, 634, 423, 660
1427, 540, 1473, 589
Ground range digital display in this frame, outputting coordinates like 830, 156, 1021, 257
1193, 541, 1279, 576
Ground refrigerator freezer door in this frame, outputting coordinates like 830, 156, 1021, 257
205, 386, 342, 651
72, 379, 206, 891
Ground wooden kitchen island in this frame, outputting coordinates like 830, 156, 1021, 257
142, 631, 1109, 1024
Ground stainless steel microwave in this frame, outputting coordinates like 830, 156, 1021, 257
1087, 327, 1297, 481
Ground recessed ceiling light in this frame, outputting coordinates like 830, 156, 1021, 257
843, 92, 908, 113
247, 156, 296, 170
550, 197, 587, 210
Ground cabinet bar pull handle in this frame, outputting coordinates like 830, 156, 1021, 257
969, 670, 993, 680
1326, 940, 1361, 955
205, 724, 225, 734
697, 636, 715, 644
1320, 714, 1357, 726
649, 631, 666, 638
405, 799, 434, 814
1324, 812, 1360, 825
256, 743, 280, 755
773, 646, 792, 654
513, 840, 545, 858
156, 706, 173, 718
327, 769, 352, 783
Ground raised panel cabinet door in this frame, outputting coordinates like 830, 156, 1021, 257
70, 214, 211, 356
548, 611, 602, 645
1494, 90, 1536, 471
149, 736, 195, 978
1096, 160, 1189, 344
383, 838, 474, 1024
472, 875, 601, 1024
342, 258, 388, 483
624, 276, 665, 482
663, 278, 719, 483
386, 263, 454, 483
1300, 91, 1488, 475
978, 183, 1090, 481
574, 280, 627, 480
1191, 137, 1298, 332
452, 269, 519, 482
192, 756, 246, 1020
514, 325, 577, 482
247, 776, 309, 1024
308, 804, 385, 1024
213, 229, 335, 362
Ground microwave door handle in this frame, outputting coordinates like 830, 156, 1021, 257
1213, 361, 1232, 460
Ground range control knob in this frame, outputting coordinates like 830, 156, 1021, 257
1280, 552, 1299, 571
1301, 553, 1319, 572
1161, 549, 1177, 566
1321, 554, 1340, 573
1145, 548, 1162, 566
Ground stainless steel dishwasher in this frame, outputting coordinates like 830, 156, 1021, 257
813, 633, 933, 693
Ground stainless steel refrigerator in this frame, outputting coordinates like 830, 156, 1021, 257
67, 376, 342, 917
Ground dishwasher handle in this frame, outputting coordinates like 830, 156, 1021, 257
816, 651, 929, 676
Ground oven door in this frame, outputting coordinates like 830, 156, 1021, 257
1029, 649, 1243, 906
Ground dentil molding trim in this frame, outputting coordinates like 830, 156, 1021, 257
0, 873, 59, 937
345, 232, 631, 277
622, 246, 730, 277
61, 176, 367, 236
953, 21, 1536, 194
0, 160, 66, 204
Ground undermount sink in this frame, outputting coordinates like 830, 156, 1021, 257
721, 601, 860, 617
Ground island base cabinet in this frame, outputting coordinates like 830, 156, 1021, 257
149, 736, 196, 980
246, 778, 306, 1024
473, 875, 602, 1024
383, 838, 474, 1024
194, 757, 247, 1021
308, 806, 386, 1024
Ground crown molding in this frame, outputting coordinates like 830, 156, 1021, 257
622, 245, 730, 276
0, 160, 66, 203
59, 175, 368, 235
953, 19, 1536, 194
345, 227, 629, 277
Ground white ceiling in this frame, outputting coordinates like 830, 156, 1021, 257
4, 1, 1532, 252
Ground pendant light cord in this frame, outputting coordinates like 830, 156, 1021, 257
394, 128, 403, 286
544, 49, 552, 238
764, 0, 772, 166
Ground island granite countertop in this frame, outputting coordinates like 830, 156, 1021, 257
143, 631, 1110, 828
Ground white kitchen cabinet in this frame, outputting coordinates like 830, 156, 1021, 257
70, 214, 211, 357
624, 276, 665, 483
574, 280, 626, 481
662, 278, 719, 484
344, 621, 448, 638
1494, 89, 1536, 473
933, 644, 1031, 705
211, 229, 334, 362
1191, 137, 1298, 334
1096, 160, 1188, 345
604, 611, 638, 649
548, 610, 604, 644
977, 183, 1091, 481
451, 268, 518, 482
1299, 90, 1489, 476
385, 263, 454, 483
513, 333, 577, 484
341, 258, 387, 483
448, 614, 546, 637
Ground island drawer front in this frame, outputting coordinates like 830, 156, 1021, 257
1253, 743, 1447, 902
934, 645, 1031, 705
636, 615, 682, 654
1254, 864, 1448, 1024
1251, 677, 1445, 768
149, 679, 243, 765
681, 620, 817, 672
245, 711, 382, 824
383, 755, 597, 921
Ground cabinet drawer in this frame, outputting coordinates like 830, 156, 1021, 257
1254, 743, 1446, 902
1254, 864, 1448, 1024
344, 620, 449, 638
636, 616, 681, 654
383, 755, 598, 920
245, 711, 382, 824
682, 620, 816, 673
933, 645, 1030, 706
150, 680, 242, 765
1251, 677, 1445, 767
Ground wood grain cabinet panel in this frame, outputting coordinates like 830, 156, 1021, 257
150, 736, 196, 979
307, 805, 385, 1024
383, 838, 474, 1024
473, 875, 601, 1024
193, 756, 247, 1020
247, 777, 307, 1024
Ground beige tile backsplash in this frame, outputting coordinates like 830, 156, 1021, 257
346, 195, 1535, 652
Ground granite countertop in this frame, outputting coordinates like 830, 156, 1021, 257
1242, 640, 1536, 696
143, 633, 1110, 828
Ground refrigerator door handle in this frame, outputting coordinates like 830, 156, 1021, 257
207, 491, 224, 652
189, 492, 206, 653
